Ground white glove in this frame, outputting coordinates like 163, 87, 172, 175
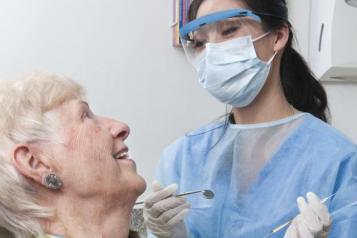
144, 180, 190, 238
284, 192, 332, 238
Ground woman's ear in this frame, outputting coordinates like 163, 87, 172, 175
12, 144, 51, 186
273, 24, 290, 52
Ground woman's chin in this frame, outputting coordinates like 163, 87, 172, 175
133, 176, 147, 196
110, 175, 146, 203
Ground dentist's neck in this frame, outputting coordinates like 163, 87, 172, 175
232, 57, 297, 124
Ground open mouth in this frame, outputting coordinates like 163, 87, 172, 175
112, 151, 129, 160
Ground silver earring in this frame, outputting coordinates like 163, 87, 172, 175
43, 173, 63, 190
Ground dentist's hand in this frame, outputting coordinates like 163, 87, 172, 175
143, 180, 190, 238
284, 192, 332, 238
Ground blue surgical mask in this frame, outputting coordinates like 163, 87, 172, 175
193, 32, 276, 108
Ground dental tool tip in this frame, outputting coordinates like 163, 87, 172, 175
202, 190, 215, 199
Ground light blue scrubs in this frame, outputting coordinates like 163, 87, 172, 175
155, 113, 357, 238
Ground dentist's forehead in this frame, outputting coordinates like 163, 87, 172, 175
196, 0, 247, 18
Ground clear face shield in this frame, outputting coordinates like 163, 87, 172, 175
179, 9, 266, 65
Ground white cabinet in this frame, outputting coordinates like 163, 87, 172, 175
346, 0, 357, 7
308, 0, 357, 81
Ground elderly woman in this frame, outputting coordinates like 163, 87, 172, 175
0, 72, 146, 238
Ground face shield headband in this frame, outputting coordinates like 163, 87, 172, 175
180, 9, 261, 40
179, 8, 288, 40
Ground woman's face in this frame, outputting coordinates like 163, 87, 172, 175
45, 99, 145, 204
195, 0, 276, 62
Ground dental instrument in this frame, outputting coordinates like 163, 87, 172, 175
135, 189, 215, 205
263, 192, 337, 238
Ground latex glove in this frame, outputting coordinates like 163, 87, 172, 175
144, 180, 190, 238
284, 192, 332, 238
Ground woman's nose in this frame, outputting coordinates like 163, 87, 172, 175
110, 120, 130, 141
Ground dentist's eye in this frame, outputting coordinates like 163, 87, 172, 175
193, 39, 205, 49
222, 26, 239, 36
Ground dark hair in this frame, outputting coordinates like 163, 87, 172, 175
188, 0, 329, 122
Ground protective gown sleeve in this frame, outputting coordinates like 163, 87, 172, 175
328, 148, 357, 237
155, 138, 186, 187
147, 138, 193, 238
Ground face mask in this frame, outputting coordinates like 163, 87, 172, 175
193, 32, 276, 108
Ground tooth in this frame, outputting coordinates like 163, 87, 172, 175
115, 152, 127, 159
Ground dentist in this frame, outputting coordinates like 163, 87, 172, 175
144, 0, 357, 237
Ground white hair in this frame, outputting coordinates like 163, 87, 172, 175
0, 72, 85, 238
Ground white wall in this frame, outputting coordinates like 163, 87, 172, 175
288, 0, 357, 142
0, 0, 224, 198
0, 0, 356, 198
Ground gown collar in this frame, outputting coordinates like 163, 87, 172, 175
228, 112, 307, 129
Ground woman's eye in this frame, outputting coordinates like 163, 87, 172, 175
193, 40, 205, 49
81, 111, 88, 119
82, 110, 93, 120
222, 26, 239, 36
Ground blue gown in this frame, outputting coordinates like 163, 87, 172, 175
155, 113, 357, 238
